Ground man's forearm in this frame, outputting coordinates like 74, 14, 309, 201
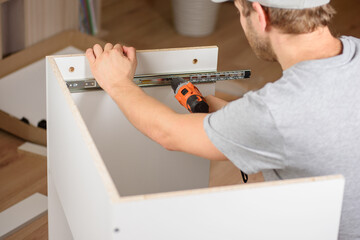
110, 88, 229, 145
205, 95, 229, 112
109, 84, 178, 148
108, 84, 227, 161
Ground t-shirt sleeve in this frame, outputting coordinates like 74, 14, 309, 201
203, 91, 286, 174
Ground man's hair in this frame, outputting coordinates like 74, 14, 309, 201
238, 0, 336, 34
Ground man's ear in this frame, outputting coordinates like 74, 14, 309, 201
252, 2, 269, 32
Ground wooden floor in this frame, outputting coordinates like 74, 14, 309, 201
0, 130, 48, 239
1, 0, 359, 238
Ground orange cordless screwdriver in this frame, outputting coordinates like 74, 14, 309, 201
171, 77, 209, 113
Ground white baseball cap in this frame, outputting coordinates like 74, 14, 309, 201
211, 0, 330, 9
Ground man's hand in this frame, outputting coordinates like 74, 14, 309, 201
86, 43, 137, 97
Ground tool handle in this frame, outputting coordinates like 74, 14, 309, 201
186, 95, 209, 113
175, 82, 209, 113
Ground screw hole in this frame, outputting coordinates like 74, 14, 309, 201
193, 59, 198, 64
69, 66, 75, 72
114, 228, 120, 233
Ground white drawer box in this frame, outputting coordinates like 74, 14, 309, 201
46, 47, 344, 240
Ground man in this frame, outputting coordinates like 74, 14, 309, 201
86, 0, 360, 238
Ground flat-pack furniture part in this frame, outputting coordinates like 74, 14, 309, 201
46, 46, 345, 240
0, 47, 83, 142
0, 30, 106, 145
0, 193, 48, 238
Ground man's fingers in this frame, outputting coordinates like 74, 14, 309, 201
93, 44, 103, 58
114, 43, 122, 49
114, 44, 124, 54
104, 43, 113, 51
123, 46, 137, 62
86, 48, 96, 64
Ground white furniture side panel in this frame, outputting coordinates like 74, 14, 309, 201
71, 83, 214, 196
47, 58, 116, 240
48, 175, 74, 240
0, 46, 83, 125
114, 177, 344, 240
54, 47, 218, 80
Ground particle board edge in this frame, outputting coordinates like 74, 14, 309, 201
115, 174, 344, 203
137, 45, 218, 53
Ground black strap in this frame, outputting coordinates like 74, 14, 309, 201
240, 170, 248, 183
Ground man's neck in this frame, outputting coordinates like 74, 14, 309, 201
270, 27, 343, 70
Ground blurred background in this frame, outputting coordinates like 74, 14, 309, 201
2, 0, 359, 95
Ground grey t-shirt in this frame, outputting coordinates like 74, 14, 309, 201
204, 36, 360, 239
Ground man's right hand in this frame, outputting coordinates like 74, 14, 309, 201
86, 43, 138, 98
